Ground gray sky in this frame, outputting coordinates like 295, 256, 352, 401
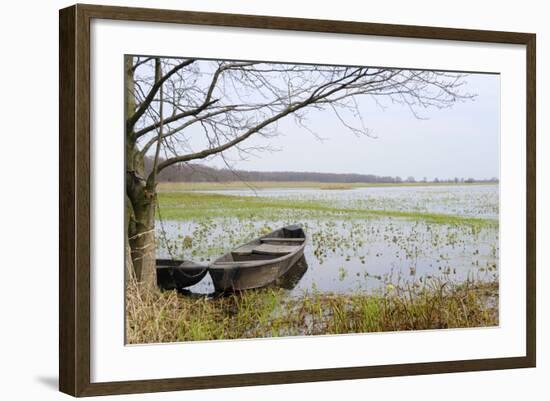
196, 72, 499, 181
137, 60, 500, 181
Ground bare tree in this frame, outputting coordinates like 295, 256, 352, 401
125, 56, 473, 287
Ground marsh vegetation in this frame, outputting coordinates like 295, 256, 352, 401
126, 183, 499, 343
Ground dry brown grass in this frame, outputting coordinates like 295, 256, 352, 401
126, 278, 498, 344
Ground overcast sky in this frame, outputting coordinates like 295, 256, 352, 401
179, 71, 500, 181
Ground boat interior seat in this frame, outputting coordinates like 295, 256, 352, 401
251, 243, 299, 255
260, 237, 304, 243
232, 243, 258, 256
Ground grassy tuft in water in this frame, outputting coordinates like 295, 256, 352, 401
157, 192, 497, 228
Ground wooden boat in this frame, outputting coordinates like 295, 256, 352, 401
156, 259, 208, 290
209, 225, 306, 291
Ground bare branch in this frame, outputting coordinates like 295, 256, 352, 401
124, 58, 473, 184
126, 59, 196, 134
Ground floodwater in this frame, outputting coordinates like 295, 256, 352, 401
197, 184, 499, 219
156, 185, 499, 296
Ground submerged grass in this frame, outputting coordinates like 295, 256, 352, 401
126, 278, 498, 343
157, 192, 498, 228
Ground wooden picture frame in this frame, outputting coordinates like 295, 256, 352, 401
59, 3, 536, 397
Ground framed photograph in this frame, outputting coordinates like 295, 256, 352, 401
59, 4, 536, 397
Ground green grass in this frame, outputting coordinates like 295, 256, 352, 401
126, 278, 499, 343
158, 180, 497, 192
157, 192, 498, 228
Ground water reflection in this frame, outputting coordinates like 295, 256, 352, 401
272, 256, 309, 290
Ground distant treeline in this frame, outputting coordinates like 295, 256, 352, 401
144, 157, 499, 184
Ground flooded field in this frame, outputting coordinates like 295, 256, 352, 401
194, 184, 499, 218
126, 183, 499, 343
155, 184, 499, 296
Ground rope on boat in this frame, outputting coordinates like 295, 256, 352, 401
156, 201, 176, 261
156, 202, 209, 279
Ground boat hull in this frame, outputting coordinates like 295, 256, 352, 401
156, 259, 208, 290
209, 225, 306, 292
209, 247, 304, 291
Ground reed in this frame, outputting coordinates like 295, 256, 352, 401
126, 277, 498, 344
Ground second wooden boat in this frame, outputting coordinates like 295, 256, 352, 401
209, 225, 306, 291
156, 259, 208, 291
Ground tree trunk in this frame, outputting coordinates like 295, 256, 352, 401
125, 55, 157, 289
126, 144, 157, 289
125, 193, 135, 283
